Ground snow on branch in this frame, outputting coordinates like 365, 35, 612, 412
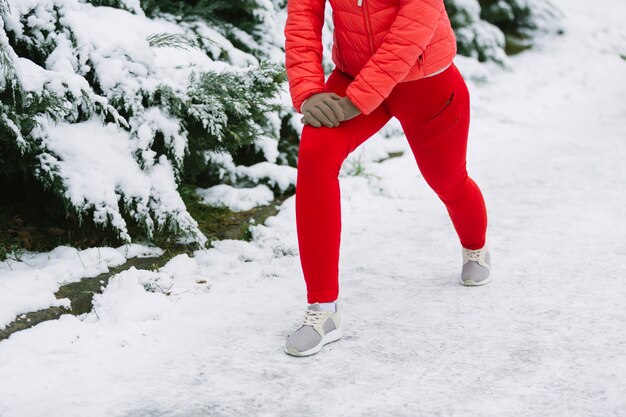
0, 0, 287, 246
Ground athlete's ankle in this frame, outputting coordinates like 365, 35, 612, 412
309, 300, 337, 312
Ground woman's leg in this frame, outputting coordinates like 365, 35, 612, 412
296, 68, 393, 304
383, 62, 488, 250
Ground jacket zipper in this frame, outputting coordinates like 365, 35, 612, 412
357, 0, 375, 54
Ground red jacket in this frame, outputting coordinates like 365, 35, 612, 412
284, 0, 457, 115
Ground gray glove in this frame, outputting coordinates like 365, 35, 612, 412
300, 92, 346, 128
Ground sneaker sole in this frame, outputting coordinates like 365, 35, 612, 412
460, 274, 492, 286
284, 328, 343, 357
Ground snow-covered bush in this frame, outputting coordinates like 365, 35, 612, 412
83, 0, 143, 14
479, 0, 563, 53
446, 0, 507, 63
444, 0, 561, 63
0, 0, 287, 246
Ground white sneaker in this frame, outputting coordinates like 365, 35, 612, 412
284, 302, 342, 357
461, 245, 491, 286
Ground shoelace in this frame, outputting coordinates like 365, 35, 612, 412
463, 247, 484, 262
302, 309, 329, 326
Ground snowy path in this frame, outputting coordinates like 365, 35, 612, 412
1, 0, 625, 416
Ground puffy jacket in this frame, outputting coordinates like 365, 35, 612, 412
284, 0, 457, 115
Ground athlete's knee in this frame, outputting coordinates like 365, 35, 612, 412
430, 172, 474, 203
298, 126, 345, 166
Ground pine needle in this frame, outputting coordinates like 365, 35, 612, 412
146, 33, 199, 50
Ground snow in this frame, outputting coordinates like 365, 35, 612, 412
90, 267, 175, 324
235, 161, 298, 192
41, 119, 205, 244
201, 151, 301, 193
0, 244, 163, 330
1, 0, 626, 416
196, 184, 275, 211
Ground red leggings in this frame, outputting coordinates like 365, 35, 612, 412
295, 62, 488, 303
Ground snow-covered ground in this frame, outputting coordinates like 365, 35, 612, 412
0, 244, 164, 329
1, 0, 625, 415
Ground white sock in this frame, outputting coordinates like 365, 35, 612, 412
315, 301, 337, 312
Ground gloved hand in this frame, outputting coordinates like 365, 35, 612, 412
336, 96, 361, 121
299, 92, 346, 128
300, 94, 362, 127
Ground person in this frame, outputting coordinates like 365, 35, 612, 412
283, 0, 491, 357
